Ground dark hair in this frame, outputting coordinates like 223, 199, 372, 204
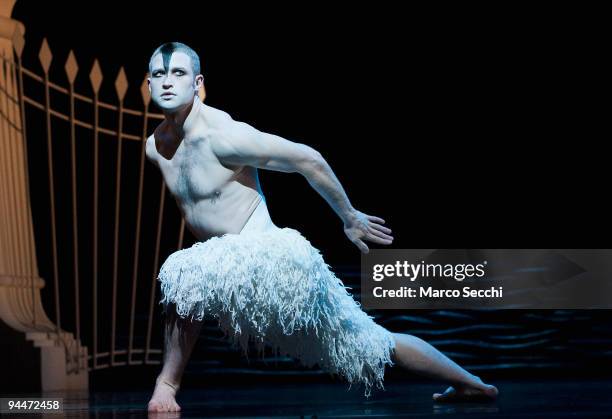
148, 42, 201, 76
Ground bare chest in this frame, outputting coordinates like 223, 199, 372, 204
156, 138, 234, 203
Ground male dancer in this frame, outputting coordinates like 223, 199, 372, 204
145, 42, 498, 412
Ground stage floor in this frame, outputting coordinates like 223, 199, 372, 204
4, 378, 611, 418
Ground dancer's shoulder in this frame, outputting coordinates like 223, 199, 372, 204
203, 104, 233, 126
145, 133, 160, 165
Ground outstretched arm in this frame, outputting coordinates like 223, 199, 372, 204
305, 156, 394, 253
211, 120, 394, 253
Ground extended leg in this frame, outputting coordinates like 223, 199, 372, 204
391, 333, 498, 402
148, 304, 204, 412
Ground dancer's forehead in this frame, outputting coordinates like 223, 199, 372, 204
150, 51, 193, 74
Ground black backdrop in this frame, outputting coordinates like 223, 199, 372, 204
13, 2, 611, 252
9, 2, 611, 387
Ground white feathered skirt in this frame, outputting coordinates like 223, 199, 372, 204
158, 226, 396, 396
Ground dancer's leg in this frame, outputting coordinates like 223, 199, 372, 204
391, 333, 498, 402
148, 304, 204, 412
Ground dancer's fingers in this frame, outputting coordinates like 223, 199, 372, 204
370, 223, 392, 234
365, 233, 393, 245
367, 215, 386, 224
369, 227, 393, 241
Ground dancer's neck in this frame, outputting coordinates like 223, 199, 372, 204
162, 96, 203, 141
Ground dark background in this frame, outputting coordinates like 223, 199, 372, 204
7, 1, 610, 390
13, 2, 610, 253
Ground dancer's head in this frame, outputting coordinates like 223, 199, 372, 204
148, 42, 204, 113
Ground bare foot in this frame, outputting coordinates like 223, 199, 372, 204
433, 376, 498, 403
147, 378, 181, 412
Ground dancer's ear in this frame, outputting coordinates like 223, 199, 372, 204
195, 74, 206, 101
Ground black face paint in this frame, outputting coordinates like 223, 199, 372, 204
160, 43, 175, 73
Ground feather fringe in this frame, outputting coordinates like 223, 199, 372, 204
158, 227, 396, 397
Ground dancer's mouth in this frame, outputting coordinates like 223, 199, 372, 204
161, 92, 175, 98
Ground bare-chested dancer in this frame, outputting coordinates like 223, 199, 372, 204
144, 42, 498, 413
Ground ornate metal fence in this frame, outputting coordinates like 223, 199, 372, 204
0, 24, 197, 389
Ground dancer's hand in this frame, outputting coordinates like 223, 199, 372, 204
343, 209, 393, 254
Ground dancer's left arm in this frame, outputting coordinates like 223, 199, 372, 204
212, 120, 394, 253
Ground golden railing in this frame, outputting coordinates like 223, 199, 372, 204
0, 18, 195, 389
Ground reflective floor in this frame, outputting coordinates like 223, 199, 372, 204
4, 378, 611, 418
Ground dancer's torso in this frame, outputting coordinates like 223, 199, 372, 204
147, 105, 276, 241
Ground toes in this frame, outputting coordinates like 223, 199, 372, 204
433, 387, 457, 402
147, 402, 160, 412
433, 383, 499, 403
484, 384, 499, 398
149, 406, 163, 412
433, 393, 445, 401
148, 400, 176, 412
147, 393, 183, 412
